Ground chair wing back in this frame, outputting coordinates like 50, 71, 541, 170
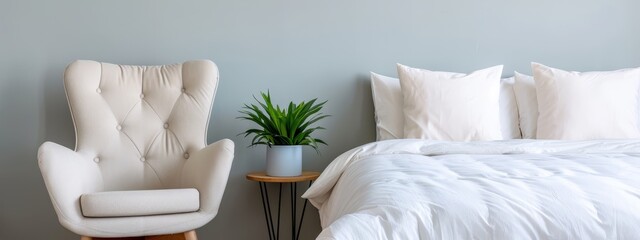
64, 60, 219, 191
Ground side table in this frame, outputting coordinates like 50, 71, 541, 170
246, 171, 320, 240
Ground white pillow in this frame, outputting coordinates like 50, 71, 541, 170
371, 73, 521, 141
499, 77, 522, 139
371, 72, 404, 140
397, 64, 504, 141
532, 63, 640, 140
513, 72, 538, 138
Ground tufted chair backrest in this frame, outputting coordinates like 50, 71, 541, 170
64, 60, 219, 191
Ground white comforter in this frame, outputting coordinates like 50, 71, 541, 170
302, 139, 640, 240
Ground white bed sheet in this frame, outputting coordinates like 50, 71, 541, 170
302, 139, 640, 240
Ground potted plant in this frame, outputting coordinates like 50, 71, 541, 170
239, 91, 329, 176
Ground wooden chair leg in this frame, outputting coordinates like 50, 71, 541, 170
147, 230, 197, 240
81, 230, 197, 240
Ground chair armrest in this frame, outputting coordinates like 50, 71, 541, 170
38, 142, 103, 224
181, 139, 235, 215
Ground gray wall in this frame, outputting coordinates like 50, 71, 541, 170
1, 0, 640, 239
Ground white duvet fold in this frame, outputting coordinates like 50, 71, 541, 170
303, 139, 640, 240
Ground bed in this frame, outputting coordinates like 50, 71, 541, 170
302, 63, 640, 239
303, 139, 640, 239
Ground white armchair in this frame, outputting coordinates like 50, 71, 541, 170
38, 60, 234, 239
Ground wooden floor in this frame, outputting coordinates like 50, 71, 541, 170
81, 230, 196, 240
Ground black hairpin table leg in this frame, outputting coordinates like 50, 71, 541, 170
247, 172, 321, 240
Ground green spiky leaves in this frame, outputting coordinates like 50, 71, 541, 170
238, 91, 329, 153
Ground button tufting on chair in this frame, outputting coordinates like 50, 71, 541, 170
37, 60, 235, 239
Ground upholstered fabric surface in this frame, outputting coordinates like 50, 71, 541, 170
80, 188, 200, 217
38, 60, 235, 237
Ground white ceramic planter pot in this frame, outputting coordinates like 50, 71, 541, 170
266, 145, 302, 177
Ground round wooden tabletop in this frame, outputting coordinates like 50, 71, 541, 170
246, 171, 320, 183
